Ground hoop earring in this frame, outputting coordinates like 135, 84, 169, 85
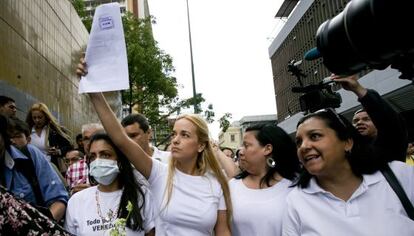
266, 157, 276, 168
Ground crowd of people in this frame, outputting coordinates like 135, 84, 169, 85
0, 59, 413, 235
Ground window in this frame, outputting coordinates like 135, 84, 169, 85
230, 134, 235, 142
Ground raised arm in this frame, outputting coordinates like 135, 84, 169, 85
77, 61, 153, 178
332, 74, 408, 162
211, 141, 239, 179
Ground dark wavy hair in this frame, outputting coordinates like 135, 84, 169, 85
235, 124, 300, 187
87, 133, 146, 231
294, 109, 380, 188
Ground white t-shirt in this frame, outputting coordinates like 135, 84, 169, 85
229, 178, 293, 236
133, 147, 171, 187
148, 160, 226, 236
30, 127, 50, 161
152, 146, 171, 164
65, 185, 155, 236
283, 161, 414, 236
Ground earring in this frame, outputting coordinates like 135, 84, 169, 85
266, 157, 276, 168
345, 149, 351, 158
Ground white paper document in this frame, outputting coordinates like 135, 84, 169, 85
79, 2, 129, 93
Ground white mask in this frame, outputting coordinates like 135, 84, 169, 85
89, 159, 120, 185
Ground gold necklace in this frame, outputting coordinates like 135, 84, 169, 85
95, 188, 120, 222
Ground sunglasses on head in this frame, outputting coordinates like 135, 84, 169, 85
310, 108, 347, 129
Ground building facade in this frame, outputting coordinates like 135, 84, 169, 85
219, 125, 242, 151
218, 114, 278, 150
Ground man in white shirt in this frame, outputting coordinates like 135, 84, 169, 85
121, 114, 170, 164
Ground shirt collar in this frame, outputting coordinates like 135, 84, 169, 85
4, 146, 29, 169
303, 171, 383, 195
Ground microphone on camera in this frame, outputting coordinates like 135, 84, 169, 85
304, 47, 322, 61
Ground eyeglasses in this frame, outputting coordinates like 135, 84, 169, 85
312, 108, 347, 129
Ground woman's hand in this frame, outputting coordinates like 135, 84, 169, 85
76, 57, 88, 78
47, 147, 61, 156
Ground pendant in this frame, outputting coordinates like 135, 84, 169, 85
107, 209, 114, 221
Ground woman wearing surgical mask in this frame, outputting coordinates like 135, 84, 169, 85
64, 133, 155, 236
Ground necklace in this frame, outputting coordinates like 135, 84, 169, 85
95, 188, 120, 222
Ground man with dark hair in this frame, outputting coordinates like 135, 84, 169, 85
0, 115, 68, 221
334, 74, 408, 162
121, 113, 170, 163
352, 108, 378, 139
221, 147, 234, 159
75, 133, 84, 153
0, 95, 17, 118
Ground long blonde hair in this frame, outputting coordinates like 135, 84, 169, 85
26, 102, 72, 143
164, 114, 232, 228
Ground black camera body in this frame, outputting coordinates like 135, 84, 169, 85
288, 60, 342, 114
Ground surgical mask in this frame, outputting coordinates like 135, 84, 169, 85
89, 159, 120, 185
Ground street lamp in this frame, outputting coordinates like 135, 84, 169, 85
185, 0, 199, 113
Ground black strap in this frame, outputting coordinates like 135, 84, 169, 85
14, 147, 45, 207
381, 165, 414, 220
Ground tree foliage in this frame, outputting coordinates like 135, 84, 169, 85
219, 113, 232, 133
122, 13, 178, 126
71, 0, 92, 31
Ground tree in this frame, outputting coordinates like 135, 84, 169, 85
122, 13, 178, 126
219, 113, 232, 133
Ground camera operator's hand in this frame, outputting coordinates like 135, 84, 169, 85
331, 74, 367, 98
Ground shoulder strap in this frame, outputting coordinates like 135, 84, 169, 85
14, 147, 45, 206
381, 164, 414, 220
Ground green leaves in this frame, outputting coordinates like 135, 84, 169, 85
109, 201, 133, 236
219, 113, 232, 133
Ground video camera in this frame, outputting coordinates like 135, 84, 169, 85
288, 60, 342, 114
304, 0, 414, 81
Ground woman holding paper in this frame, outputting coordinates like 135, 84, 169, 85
76, 59, 232, 236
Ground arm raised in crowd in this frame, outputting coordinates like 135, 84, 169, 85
211, 142, 239, 179
76, 59, 153, 178
332, 74, 408, 162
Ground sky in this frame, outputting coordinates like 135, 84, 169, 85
148, 0, 286, 139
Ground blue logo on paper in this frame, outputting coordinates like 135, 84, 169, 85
99, 16, 114, 30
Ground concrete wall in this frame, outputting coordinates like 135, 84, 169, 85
0, 0, 97, 137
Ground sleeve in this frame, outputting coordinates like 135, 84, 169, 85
64, 197, 78, 234
28, 145, 69, 206
359, 89, 408, 162
141, 187, 156, 233
49, 127, 73, 157
218, 191, 226, 210
390, 161, 414, 203
282, 195, 301, 236
148, 159, 167, 185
